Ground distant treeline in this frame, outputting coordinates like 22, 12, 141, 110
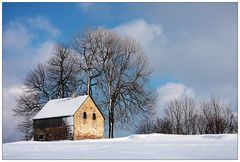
136, 96, 237, 135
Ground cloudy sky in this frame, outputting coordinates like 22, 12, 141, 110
2, 2, 237, 142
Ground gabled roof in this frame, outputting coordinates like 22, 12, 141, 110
33, 95, 88, 120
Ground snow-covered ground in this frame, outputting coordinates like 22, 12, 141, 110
3, 133, 237, 160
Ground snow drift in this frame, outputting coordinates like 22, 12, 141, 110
3, 133, 237, 159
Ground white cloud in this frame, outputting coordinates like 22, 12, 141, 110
157, 82, 195, 104
113, 19, 164, 46
26, 16, 60, 37
8, 85, 27, 96
3, 22, 33, 53
3, 86, 23, 143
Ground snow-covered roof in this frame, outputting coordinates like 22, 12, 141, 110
33, 95, 89, 120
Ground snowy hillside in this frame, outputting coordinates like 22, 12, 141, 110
3, 133, 237, 160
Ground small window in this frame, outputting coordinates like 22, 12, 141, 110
93, 113, 96, 120
39, 134, 45, 141
83, 112, 87, 119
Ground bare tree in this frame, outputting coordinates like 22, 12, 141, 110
199, 97, 237, 134
232, 114, 238, 133
14, 92, 40, 116
182, 97, 197, 135
72, 28, 107, 96
164, 99, 184, 134
223, 105, 235, 133
197, 97, 237, 134
25, 64, 51, 103
136, 117, 173, 134
13, 90, 42, 140
17, 117, 33, 141
196, 114, 208, 134
154, 117, 173, 134
164, 96, 199, 135
48, 43, 79, 98
136, 119, 155, 134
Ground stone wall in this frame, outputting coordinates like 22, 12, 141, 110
73, 96, 104, 140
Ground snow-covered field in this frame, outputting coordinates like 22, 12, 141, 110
3, 133, 237, 160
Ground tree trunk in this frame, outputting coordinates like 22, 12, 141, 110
87, 76, 91, 96
108, 99, 114, 138
108, 77, 114, 138
110, 107, 114, 138
108, 108, 114, 138
108, 110, 111, 138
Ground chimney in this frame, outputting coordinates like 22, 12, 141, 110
72, 92, 77, 99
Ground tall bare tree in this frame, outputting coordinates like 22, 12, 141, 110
98, 30, 157, 138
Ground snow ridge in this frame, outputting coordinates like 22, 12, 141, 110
3, 133, 237, 160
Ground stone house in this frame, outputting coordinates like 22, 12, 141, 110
33, 95, 105, 141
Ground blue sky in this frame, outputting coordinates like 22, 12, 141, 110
3, 2, 237, 142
